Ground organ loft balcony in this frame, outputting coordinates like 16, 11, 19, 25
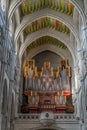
21, 59, 74, 114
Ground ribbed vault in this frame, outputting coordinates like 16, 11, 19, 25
8, 0, 85, 23
15, 9, 79, 50
23, 44, 73, 67
19, 29, 75, 65
7, 0, 85, 69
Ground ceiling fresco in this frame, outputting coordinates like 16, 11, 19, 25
26, 36, 67, 51
18, 0, 73, 58
24, 17, 70, 37
20, 0, 74, 17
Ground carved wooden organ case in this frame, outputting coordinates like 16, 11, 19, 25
22, 59, 74, 113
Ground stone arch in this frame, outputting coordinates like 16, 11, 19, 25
23, 44, 73, 68
19, 30, 75, 66
8, 0, 85, 26
14, 9, 78, 41
14, 10, 80, 52
1, 79, 8, 130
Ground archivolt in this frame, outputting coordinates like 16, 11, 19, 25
19, 29, 76, 65
14, 9, 80, 48
23, 44, 73, 67
8, 0, 86, 25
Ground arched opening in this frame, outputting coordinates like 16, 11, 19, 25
1, 79, 8, 130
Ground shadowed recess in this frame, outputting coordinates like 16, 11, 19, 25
33, 50, 62, 71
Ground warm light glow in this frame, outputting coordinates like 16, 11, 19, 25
63, 90, 71, 96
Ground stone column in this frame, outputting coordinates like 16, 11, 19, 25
77, 49, 87, 129
0, 26, 7, 130
14, 57, 21, 115
73, 7, 79, 30
84, 0, 87, 15
82, 26, 87, 52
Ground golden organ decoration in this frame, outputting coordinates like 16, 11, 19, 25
22, 59, 74, 113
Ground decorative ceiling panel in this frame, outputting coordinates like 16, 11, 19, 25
27, 36, 67, 51
24, 17, 70, 37
20, 0, 74, 17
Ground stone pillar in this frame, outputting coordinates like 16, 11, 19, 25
14, 57, 21, 116
84, 0, 87, 15
74, 65, 79, 90
0, 25, 7, 130
73, 7, 79, 30
82, 26, 87, 52
81, 26, 87, 115
77, 49, 87, 129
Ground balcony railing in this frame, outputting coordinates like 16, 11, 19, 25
18, 113, 77, 122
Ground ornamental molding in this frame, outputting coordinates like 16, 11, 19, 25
14, 8, 80, 49
19, 29, 75, 63
8, 0, 86, 25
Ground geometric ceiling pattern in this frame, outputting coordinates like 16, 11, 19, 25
21, 0, 74, 17
24, 17, 70, 37
27, 36, 67, 51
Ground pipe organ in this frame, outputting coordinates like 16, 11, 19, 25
22, 59, 74, 113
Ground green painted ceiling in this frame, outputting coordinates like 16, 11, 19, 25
20, 0, 73, 55
27, 36, 67, 51
24, 17, 70, 37
20, 0, 74, 17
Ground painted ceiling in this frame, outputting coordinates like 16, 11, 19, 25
24, 17, 70, 37
20, 0, 74, 17
19, 0, 74, 59
27, 36, 67, 51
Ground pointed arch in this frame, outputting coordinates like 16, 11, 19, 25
8, 0, 86, 26
19, 29, 76, 66
14, 9, 80, 52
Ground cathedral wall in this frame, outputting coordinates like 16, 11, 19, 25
0, 3, 20, 130
14, 114, 80, 130
0, 1, 87, 130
